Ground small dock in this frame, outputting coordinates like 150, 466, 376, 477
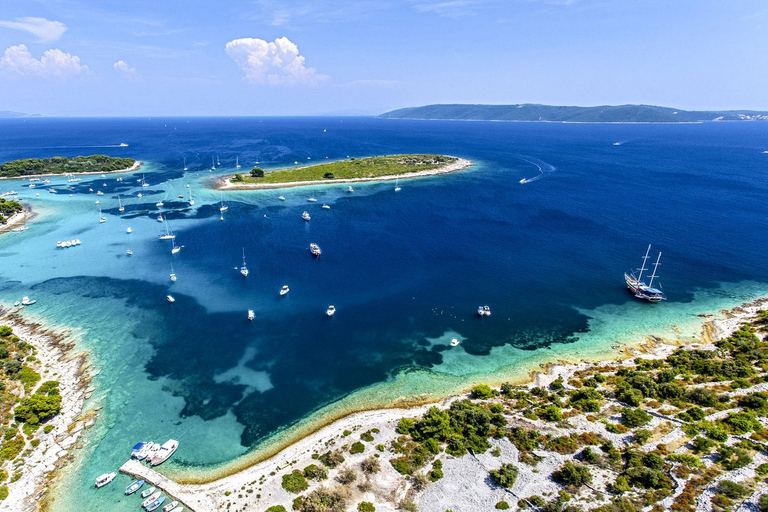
119, 460, 215, 512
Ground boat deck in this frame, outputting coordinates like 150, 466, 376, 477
119, 460, 212, 512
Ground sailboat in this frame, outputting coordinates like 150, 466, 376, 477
170, 262, 177, 282
159, 216, 175, 240
98, 207, 106, 223
141, 174, 149, 187
118, 195, 125, 212
188, 188, 194, 206
236, 157, 241, 169
240, 248, 249, 277
217, 155, 221, 167
219, 192, 228, 212
624, 245, 666, 302
171, 238, 181, 255
211, 156, 216, 171
183, 157, 188, 171
394, 176, 401, 192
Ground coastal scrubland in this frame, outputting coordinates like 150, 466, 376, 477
231, 154, 458, 185
0, 155, 135, 178
0, 198, 22, 224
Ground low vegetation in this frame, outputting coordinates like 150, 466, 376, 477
0, 155, 135, 178
0, 198, 22, 225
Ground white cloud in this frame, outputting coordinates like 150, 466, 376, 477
0, 17, 67, 43
0, 44, 88, 78
114, 60, 139, 80
225, 36, 327, 86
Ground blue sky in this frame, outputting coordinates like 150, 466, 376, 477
0, 0, 766, 116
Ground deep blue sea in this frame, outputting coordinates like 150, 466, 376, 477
0, 117, 766, 510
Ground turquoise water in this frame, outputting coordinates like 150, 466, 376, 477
0, 117, 766, 510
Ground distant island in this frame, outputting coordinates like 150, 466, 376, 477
0, 155, 139, 179
379, 103, 768, 123
221, 154, 472, 190
0, 111, 38, 119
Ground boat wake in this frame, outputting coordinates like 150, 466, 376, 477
517, 156, 555, 184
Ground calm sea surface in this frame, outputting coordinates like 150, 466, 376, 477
0, 117, 766, 509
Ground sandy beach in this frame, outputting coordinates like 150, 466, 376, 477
111, 296, 768, 512
217, 157, 473, 190
0, 309, 90, 511
0, 160, 143, 181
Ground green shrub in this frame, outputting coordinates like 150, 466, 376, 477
318, 450, 345, 468
282, 470, 308, 493
495, 501, 510, 510
336, 467, 357, 485
0, 326, 11, 337
360, 431, 374, 442
350, 441, 365, 454
549, 377, 564, 390
322, 172, 335, 179
717, 480, 747, 499
266, 506, 287, 512
303, 464, 328, 481
429, 459, 443, 481
489, 463, 518, 488
691, 436, 716, 453
723, 411, 761, 434
621, 407, 651, 428
552, 461, 592, 487
0, 485, 7, 501
538, 405, 562, 422
357, 502, 375, 512
633, 428, 652, 444
717, 445, 752, 470
470, 384, 495, 399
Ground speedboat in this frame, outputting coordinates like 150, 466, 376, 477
95, 472, 116, 488
148, 439, 179, 466
167, 295, 175, 303
142, 491, 162, 508
141, 486, 157, 498
280, 285, 290, 296
21, 297, 36, 306
477, 305, 491, 317
326, 305, 336, 317
13, 300, 20, 307
519, 178, 526, 184
278, 196, 285, 201
96, 190, 104, 196
321, 204, 330, 210
451, 338, 460, 347
308, 197, 317, 202
146, 496, 166, 512
309, 243, 321, 257
125, 479, 145, 495
163, 501, 179, 512
348, 186, 353, 193
302, 211, 311, 221
126, 250, 133, 255
170, 273, 177, 282
248, 310, 255, 321
157, 215, 163, 222
127, 227, 132, 234
156, 202, 164, 207
95, 200, 100, 204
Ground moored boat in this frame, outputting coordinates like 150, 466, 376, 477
624, 244, 666, 302
302, 211, 311, 221
309, 243, 321, 257
146, 496, 166, 512
477, 305, 491, 317
95, 472, 116, 488
148, 439, 179, 466
141, 486, 157, 498
248, 309, 255, 321
21, 296, 36, 306
167, 295, 175, 303
142, 491, 162, 508
125, 479, 145, 495
326, 305, 336, 317
163, 501, 179, 512
322, 204, 330, 209
240, 248, 249, 277
280, 285, 290, 296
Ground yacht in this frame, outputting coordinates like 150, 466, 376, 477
95, 200, 100, 205
302, 211, 311, 221
146, 497, 166, 512
624, 245, 666, 302
171, 242, 181, 255
125, 479, 145, 495
278, 196, 285, 201
167, 295, 175, 303
119, 142, 129, 147
118, 195, 125, 212
137, 193, 143, 197
348, 186, 354, 193
451, 338, 460, 347
211, 156, 216, 171
248, 309, 255, 321
157, 214, 163, 222
97, 190, 104, 196
322, 204, 330, 210
48, 188, 57, 194
127, 227, 132, 234
326, 305, 336, 317
219, 192, 228, 212
163, 501, 180, 512
148, 439, 179, 466
142, 492, 162, 508
126, 250, 133, 256
131, 442, 153, 460
99, 208, 106, 223
141, 487, 157, 499
240, 248, 249, 277
141, 174, 149, 187
156, 201, 164, 208
308, 197, 317, 202
309, 243, 321, 257
170, 269, 177, 282
95, 472, 116, 488
236, 157, 241, 168
21, 297, 36, 306
188, 188, 194, 206
183, 157, 188, 171
159, 217, 175, 240
477, 305, 491, 317
395, 177, 401, 192
280, 285, 290, 296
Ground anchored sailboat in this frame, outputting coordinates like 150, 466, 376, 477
211, 156, 216, 171
188, 188, 194, 206
236, 157, 241, 168
624, 245, 666, 302
118, 195, 125, 212
240, 248, 249, 277
183, 157, 188, 171
220, 192, 228, 212
394, 176, 401, 192
158, 216, 175, 240
170, 261, 177, 282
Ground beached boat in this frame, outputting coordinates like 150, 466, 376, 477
248, 309, 255, 321
477, 305, 491, 317
280, 285, 290, 296
163, 501, 179, 512
240, 248, 249, 277
167, 295, 175, 303
148, 439, 179, 466
21, 297, 36, 306
326, 305, 336, 317
302, 211, 311, 221
146, 496, 166, 512
125, 479, 145, 495
309, 243, 321, 257
624, 244, 666, 302
142, 491, 162, 508
95, 472, 116, 488
322, 204, 330, 210
141, 486, 157, 498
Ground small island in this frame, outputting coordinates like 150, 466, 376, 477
0, 155, 139, 179
0, 198, 22, 225
220, 154, 472, 190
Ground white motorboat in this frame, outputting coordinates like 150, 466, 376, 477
240, 248, 249, 277
13, 300, 20, 307
137, 193, 143, 197
141, 486, 157, 498
95, 472, 116, 488
451, 338, 460, 346
142, 491, 162, 508
348, 186, 353, 193
126, 250, 133, 255
163, 501, 180, 512
302, 211, 311, 221
321, 204, 330, 210
148, 439, 179, 466
326, 305, 336, 317
21, 296, 36, 306
280, 285, 290, 296
309, 243, 321, 257
308, 197, 317, 202
278, 196, 285, 201
127, 227, 132, 234
156, 201, 164, 207
519, 178, 526, 184
96, 190, 104, 196
248, 309, 255, 321
167, 295, 175, 303
95, 200, 100, 204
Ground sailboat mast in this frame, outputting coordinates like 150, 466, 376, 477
637, 244, 651, 282
648, 252, 662, 287
242, 247, 246, 266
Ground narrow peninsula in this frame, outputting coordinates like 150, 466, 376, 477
219, 154, 472, 190
0, 155, 140, 179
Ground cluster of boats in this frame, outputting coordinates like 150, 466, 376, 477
12, 296, 36, 307
130, 439, 179, 466
477, 305, 492, 317
120, 477, 184, 511
56, 239, 81, 248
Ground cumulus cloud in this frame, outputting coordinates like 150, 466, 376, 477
0, 17, 67, 43
113, 60, 139, 80
0, 44, 88, 78
225, 36, 326, 85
